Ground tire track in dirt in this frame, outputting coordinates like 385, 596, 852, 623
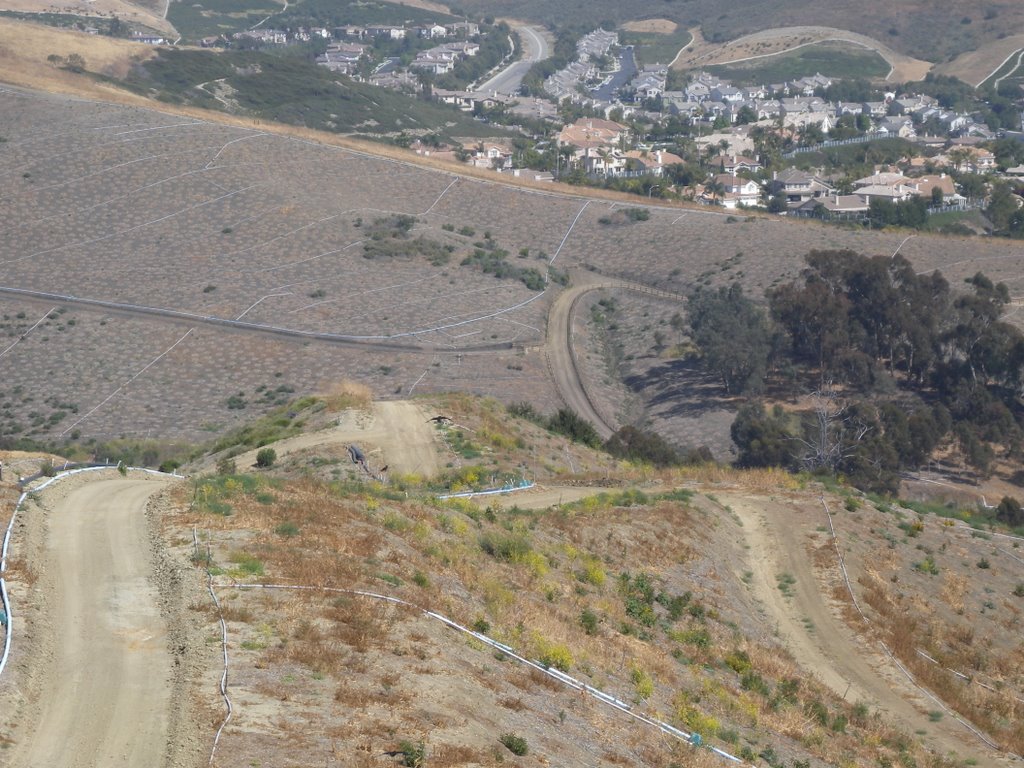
720, 492, 1000, 765
6, 475, 178, 768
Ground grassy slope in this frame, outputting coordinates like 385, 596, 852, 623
115, 47, 500, 139
453, 0, 1024, 64
620, 27, 692, 68
170, 395, 1022, 767
705, 41, 890, 85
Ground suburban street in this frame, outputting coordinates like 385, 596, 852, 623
475, 24, 550, 96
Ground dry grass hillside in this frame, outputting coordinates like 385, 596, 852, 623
146, 395, 1023, 767
0, 18, 158, 89
3, 76, 1024, 453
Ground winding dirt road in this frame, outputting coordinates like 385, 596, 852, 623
721, 493, 1000, 765
545, 274, 687, 439
8, 474, 175, 768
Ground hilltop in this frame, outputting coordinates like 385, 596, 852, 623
4, 394, 1022, 767
455, 0, 1024, 69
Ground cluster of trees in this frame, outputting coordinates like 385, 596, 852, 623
686, 250, 1024, 491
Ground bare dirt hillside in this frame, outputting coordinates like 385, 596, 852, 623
231, 400, 445, 477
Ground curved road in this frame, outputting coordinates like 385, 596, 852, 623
722, 492, 997, 765
475, 24, 550, 96
8, 475, 175, 768
545, 274, 687, 439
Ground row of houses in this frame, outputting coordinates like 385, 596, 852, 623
544, 29, 618, 100
663, 71, 999, 139
409, 40, 481, 74
336, 21, 479, 40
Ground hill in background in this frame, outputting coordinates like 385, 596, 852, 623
456, 0, 1024, 65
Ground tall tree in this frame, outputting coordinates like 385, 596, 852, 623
687, 283, 772, 395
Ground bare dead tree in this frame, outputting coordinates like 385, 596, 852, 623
794, 384, 870, 472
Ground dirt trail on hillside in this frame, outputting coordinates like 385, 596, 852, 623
6, 474, 179, 768
938, 34, 1024, 86
234, 400, 445, 477
675, 25, 932, 82
721, 493, 1005, 765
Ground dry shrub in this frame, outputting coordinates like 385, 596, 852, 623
941, 572, 968, 614
321, 379, 372, 412
2, 557, 37, 587
499, 696, 527, 711
220, 603, 255, 623
325, 596, 398, 652
282, 618, 348, 675
431, 744, 490, 766
334, 685, 376, 707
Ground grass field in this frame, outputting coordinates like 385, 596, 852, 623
706, 41, 890, 84
166, 0, 282, 41
620, 28, 691, 68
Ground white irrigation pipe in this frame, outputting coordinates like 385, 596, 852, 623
437, 481, 535, 499
818, 497, 1008, 755
219, 581, 747, 765
196, 528, 233, 766
549, 200, 590, 265
60, 328, 195, 436
0, 466, 180, 680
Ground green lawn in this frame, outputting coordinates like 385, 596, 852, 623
620, 29, 692, 68
706, 42, 890, 85
167, 0, 282, 41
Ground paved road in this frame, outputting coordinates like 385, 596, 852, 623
592, 46, 637, 101
8, 475, 175, 768
475, 24, 550, 96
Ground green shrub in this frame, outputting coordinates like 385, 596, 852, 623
479, 531, 532, 561
725, 649, 752, 674
398, 740, 425, 767
499, 733, 528, 756
275, 522, 299, 537
255, 447, 277, 468
547, 408, 602, 448
580, 608, 599, 635
216, 456, 237, 475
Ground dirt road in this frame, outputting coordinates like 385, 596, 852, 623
7, 475, 176, 768
722, 493, 998, 764
233, 400, 445, 477
545, 275, 687, 440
